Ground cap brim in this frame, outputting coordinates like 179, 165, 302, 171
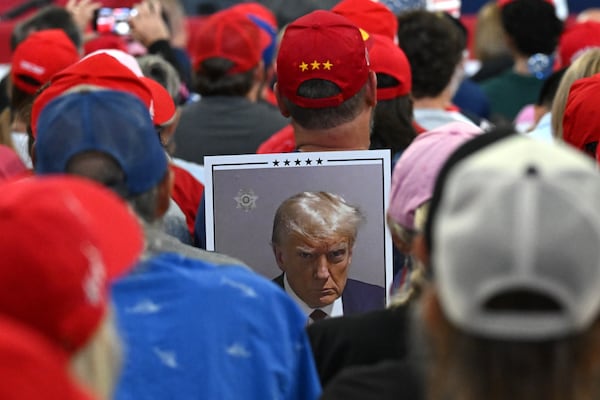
140, 77, 177, 126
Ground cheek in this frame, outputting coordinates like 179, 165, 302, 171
288, 259, 315, 280
329, 261, 350, 286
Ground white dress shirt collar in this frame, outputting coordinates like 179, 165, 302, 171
283, 274, 343, 322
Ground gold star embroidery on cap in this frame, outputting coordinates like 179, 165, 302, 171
311, 60, 320, 70
359, 28, 370, 41
322, 60, 333, 70
299, 62, 309, 72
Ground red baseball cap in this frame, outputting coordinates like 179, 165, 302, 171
0, 176, 143, 353
83, 50, 177, 125
332, 0, 397, 41
0, 316, 95, 400
498, 0, 553, 7
558, 21, 600, 68
83, 34, 129, 56
30, 53, 153, 137
276, 10, 370, 109
230, 2, 277, 29
83, 49, 144, 77
192, 8, 264, 74
562, 74, 600, 161
369, 34, 411, 100
10, 29, 80, 95
140, 76, 177, 126
0, 145, 28, 182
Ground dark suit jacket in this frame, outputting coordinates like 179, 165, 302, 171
273, 274, 385, 316
307, 306, 409, 386
320, 360, 423, 400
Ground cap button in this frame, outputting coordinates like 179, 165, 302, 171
526, 165, 539, 176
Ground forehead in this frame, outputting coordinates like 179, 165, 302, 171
284, 233, 350, 250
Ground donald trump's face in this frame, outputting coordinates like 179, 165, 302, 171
273, 232, 353, 308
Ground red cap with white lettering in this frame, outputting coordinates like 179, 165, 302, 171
10, 29, 80, 95
0, 176, 143, 353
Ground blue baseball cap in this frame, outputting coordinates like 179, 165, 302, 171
35, 89, 168, 197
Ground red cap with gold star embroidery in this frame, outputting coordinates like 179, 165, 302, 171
276, 10, 370, 109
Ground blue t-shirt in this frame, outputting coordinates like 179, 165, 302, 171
112, 252, 321, 400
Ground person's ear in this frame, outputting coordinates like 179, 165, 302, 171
272, 243, 287, 272
504, 34, 516, 54
253, 60, 265, 83
412, 234, 429, 267
366, 70, 377, 107
274, 82, 291, 117
159, 110, 180, 155
155, 166, 174, 218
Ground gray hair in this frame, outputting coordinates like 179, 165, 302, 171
271, 191, 364, 247
137, 54, 181, 102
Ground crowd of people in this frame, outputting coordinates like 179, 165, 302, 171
2, 0, 600, 399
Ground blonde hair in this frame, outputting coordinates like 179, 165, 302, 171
271, 191, 364, 248
474, 1, 510, 61
389, 202, 430, 307
70, 306, 122, 400
551, 49, 600, 139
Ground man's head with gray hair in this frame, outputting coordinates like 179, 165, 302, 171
271, 192, 364, 308
137, 54, 181, 104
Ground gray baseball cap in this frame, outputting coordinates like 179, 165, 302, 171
432, 135, 600, 340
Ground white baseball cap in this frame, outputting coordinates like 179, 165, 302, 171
431, 135, 600, 340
